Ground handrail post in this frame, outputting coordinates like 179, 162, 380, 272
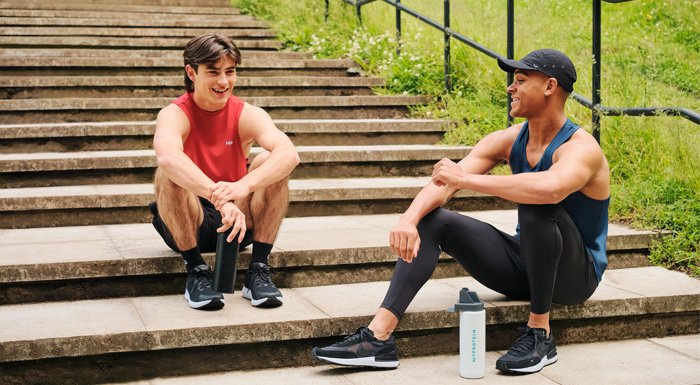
506, 0, 514, 126
592, 0, 602, 143
396, 0, 401, 56
444, 0, 451, 91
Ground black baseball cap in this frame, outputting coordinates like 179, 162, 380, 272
497, 49, 577, 93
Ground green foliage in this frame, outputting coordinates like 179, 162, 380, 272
232, 0, 700, 275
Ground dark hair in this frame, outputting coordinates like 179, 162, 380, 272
183, 34, 241, 92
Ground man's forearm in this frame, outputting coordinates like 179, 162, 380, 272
400, 183, 455, 226
460, 172, 564, 205
242, 146, 300, 191
157, 152, 214, 198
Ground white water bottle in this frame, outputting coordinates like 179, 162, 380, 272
448, 288, 485, 379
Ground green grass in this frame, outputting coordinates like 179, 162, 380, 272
232, 0, 700, 276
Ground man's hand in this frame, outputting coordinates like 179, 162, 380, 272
217, 201, 247, 243
209, 181, 251, 210
389, 219, 421, 263
432, 158, 466, 188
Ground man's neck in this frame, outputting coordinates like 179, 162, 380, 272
191, 91, 227, 112
526, 112, 568, 147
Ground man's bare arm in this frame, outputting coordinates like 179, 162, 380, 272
390, 126, 517, 262
400, 127, 517, 226
208, 103, 300, 208
237, 103, 300, 192
153, 104, 215, 198
433, 133, 605, 204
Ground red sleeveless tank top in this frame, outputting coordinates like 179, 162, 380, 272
173, 93, 247, 183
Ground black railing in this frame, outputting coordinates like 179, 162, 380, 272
325, 0, 700, 143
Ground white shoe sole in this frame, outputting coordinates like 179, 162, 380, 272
508, 354, 558, 373
184, 289, 224, 309
242, 286, 283, 307
314, 354, 399, 369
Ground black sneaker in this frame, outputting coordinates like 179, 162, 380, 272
242, 262, 283, 308
311, 327, 400, 369
184, 264, 224, 310
496, 326, 558, 373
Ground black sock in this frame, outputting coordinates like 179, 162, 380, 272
250, 241, 273, 266
181, 246, 206, 271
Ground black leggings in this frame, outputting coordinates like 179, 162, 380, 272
381, 204, 598, 318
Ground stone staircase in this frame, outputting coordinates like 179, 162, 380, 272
0, 1, 697, 384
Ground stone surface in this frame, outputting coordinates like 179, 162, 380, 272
0, 119, 445, 140
0, 57, 357, 69
112, 337, 700, 385
649, 334, 700, 359
0, 17, 266, 28
0, 36, 276, 49
0, 145, 469, 173
0, 211, 659, 282
1, 268, 698, 362
0, 3, 240, 15
0, 96, 428, 112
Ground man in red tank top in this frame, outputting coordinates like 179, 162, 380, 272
149, 34, 300, 311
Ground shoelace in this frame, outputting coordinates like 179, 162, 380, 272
342, 327, 372, 344
192, 267, 214, 290
250, 265, 274, 287
509, 327, 538, 355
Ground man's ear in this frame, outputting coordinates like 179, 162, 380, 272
185, 64, 196, 82
544, 78, 558, 96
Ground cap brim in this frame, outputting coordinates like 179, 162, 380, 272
497, 57, 534, 73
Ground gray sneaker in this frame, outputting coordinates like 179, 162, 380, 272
242, 262, 283, 307
184, 264, 224, 310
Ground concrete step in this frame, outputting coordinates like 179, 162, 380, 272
0, 119, 446, 152
0, 36, 278, 50
0, 75, 383, 99
0, 48, 297, 58
0, 95, 427, 124
0, 27, 276, 38
0, 177, 513, 228
0, 210, 658, 303
0, 267, 696, 384
42, 0, 231, 5
0, 144, 468, 187
0, 56, 356, 69
93, 336, 700, 385
0, 9, 254, 22
0, 16, 267, 28
0, 3, 241, 15
1, 0, 232, 6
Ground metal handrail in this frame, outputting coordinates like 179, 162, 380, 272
325, 0, 700, 143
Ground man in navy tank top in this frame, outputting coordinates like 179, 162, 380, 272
312, 49, 610, 374
149, 34, 300, 311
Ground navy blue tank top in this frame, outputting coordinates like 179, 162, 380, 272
509, 119, 610, 282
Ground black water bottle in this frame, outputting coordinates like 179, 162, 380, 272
214, 227, 239, 293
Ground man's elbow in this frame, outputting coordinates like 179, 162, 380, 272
290, 150, 301, 168
540, 183, 572, 204
156, 153, 177, 172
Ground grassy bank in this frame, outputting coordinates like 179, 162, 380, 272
233, 0, 699, 275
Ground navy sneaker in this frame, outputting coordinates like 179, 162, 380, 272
242, 262, 283, 307
496, 326, 558, 373
311, 327, 400, 369
184, 264, 224, 310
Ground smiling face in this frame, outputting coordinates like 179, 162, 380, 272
506, 69, 554, 119
186, 55, 237, 111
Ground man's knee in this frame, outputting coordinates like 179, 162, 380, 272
417, 208, 451, 235
518, 204, 557, 229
